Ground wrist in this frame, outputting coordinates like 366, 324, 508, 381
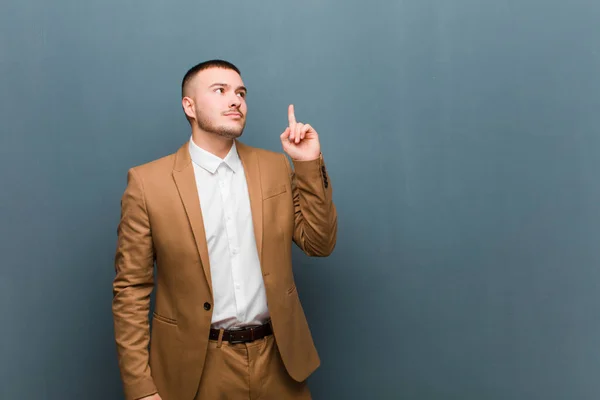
291, 152, 321, 162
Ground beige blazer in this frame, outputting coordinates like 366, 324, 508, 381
112, 139, 337, 400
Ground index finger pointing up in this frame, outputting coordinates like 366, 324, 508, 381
288, 104, 296, 126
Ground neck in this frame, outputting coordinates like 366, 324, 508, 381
191, 129, 234, 159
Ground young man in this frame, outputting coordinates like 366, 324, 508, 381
112, 60, 337, 400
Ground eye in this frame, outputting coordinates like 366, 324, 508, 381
237, 92, 246, 98
214, 88, 224, 94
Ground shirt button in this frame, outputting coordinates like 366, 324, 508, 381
204, 302, 211, 311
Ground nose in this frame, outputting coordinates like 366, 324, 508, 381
229, 93, 241, 109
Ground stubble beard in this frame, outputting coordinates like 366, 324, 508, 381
195, 110, 245, 139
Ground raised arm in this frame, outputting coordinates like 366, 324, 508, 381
280, 104, 337, 256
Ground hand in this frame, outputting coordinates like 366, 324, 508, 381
280, 104, 321, 161
139, 394, 161, 400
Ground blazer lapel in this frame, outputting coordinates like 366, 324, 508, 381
236, 140, 264, 262
172, 143, 213, 295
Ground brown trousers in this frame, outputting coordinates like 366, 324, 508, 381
194, 333, 312, 400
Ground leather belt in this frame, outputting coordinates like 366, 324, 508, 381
209, 322, 273, 344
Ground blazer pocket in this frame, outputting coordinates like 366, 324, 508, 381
153, 312, 177, 326
263, 184, 287, 200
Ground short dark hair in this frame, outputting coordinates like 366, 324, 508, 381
181, 59, 241, 98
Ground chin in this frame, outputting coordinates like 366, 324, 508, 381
217, 127, 244, 139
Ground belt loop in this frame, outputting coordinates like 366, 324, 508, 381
217, 328, 225, 348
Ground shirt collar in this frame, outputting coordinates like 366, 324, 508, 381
189, 137, 242, 174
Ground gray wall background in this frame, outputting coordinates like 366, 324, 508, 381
2, 0, 600, 399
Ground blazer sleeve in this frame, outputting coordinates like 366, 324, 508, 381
112, 167, 159, 400
283, 153, 338, 257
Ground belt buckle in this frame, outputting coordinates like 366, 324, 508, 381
228, 326, 255, 344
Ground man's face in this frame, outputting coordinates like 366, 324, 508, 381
183, 67, 248, 139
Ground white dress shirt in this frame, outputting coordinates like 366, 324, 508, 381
189, 138, 269, 329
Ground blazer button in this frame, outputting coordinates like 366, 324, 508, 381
204, 302, 211, 311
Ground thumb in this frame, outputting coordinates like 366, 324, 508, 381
280, 127, 291, 142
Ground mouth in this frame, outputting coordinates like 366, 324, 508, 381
223, 111, 243, 118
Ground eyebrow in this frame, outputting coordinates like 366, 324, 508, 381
209, 83, 247, 93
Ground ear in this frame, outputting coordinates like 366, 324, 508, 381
182, 96, 196, 120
